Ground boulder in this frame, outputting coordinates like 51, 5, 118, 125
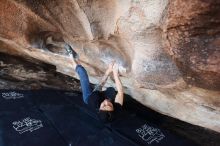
0, 0, 219, 132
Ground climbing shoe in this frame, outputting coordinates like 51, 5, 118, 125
64, 44, 79, 59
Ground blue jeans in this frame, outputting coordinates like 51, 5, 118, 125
76, 65, 116, 104
76, 65, 92, 104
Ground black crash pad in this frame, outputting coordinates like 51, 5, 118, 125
0, 109, 66, 146
0, 90, 198, 146
32, 90, 135, 146
0, 90, 34, 111
63, 91, 198, 146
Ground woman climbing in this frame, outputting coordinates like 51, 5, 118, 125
47, 36, 124, 122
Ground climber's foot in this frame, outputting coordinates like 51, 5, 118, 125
64, 44, 79, 60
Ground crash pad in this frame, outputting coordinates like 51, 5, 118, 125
0, 90, 198, 146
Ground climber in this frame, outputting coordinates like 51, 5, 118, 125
47, 36, 124, 122
68, 49, 124, 123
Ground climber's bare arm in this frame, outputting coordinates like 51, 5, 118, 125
113, 64, 124, 106
99, 62, 115, 88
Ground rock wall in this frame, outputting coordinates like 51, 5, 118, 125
163, 0, 220, 90
0, 0, 219, 132
0, 53, 80, 90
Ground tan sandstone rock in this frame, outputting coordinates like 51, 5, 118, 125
0, 0, 219, 133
